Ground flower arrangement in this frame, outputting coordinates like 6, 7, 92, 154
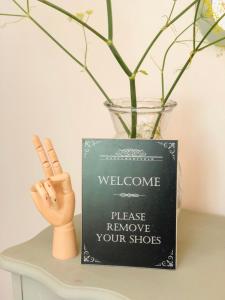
1, 0, 225, 138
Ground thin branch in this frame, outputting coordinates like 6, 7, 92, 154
193, 0, 201, 50
164, 54, 194, 106
166, 0, 177, 25
115, 114, 130, 136
198, 36, 225, 51
83, 25, 88, 67
108, 43, 132, 76
27, 0, 30, 14
130, 78, 137, 138
161, 19, 200, 100
151, 52, 194, 139
134, 0, 199, 74
176, 39, 204, 44
134, 28, 165, 74
85, 68, 112, 103
150, 55, 161, 71
37, 0, 107, 42
31, 17, 84, 67
38, 0, 132, 77
0, 13, 26, 17
167, 0, 198, 27
106, 0, 113, 40
12, 0, 112, 103
0, 17, 25, 28
152, 13, 225, 138
11, 1, 131, 136
12, 0, 27, 14
105, 1, 132, 77
81, 15, 90, 67
197, 12, 225, 49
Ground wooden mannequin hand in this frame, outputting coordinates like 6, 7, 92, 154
31, 136, 77, 260
31, 173, 75, 227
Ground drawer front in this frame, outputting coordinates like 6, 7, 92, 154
22, 276, 66, 300
13, 274, 128, 300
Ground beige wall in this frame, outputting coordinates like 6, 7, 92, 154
0, 0, 225, 299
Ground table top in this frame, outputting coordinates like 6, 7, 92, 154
0, 210, 225, 300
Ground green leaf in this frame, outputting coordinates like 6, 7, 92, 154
75, 12, 85, 21
139, 69, 148, 75
86, 9, 93, 16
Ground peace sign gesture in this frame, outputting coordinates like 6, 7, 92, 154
31, 135, 77, 260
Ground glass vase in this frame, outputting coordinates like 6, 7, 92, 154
104, 98, 177, 139
104, 98, 181, 213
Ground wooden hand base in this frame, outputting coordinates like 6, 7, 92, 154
52, 222, 78, 260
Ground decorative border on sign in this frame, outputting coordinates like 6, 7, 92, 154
113, 193, 146, 198
100, 148, 163, 162
155, 249, 174, 268
116, 149, 147, 157
84, 140, 101, 158
83, 244, 101, 263
157, 142, 176, 160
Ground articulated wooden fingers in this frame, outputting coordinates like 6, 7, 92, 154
44, 138, 63, 175
32, 135, 53, 178
35, 181, 51, 208
43, 179, 58, 208
50, 173, 73, 195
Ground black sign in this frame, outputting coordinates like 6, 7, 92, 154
81, 139, 178, 269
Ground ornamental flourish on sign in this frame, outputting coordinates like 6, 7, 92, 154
83, 244, 101, 263
113, 193, 146, 198
155, 249, 174, 268
157, 142, 176, 160
116, 148, 147, 157
100, 148, 163, 161
84, 140, 101, 158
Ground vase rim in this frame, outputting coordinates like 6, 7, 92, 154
104, 98, 177, 113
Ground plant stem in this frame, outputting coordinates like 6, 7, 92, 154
161, 19, 200, 101
166, 0, 177, 25
105, 1, 132, 76
167, 0, 198, 26
108, 43, 132, 76
151, 113, 162, 139
161, 71, 165, 102
193, 0, 201, 50
151, 14, 225, 139
116, 114, 130, 136
130, 78, 137, 138
27, 0, 30, 14
12, 0, 113, 101
12, 0, 27, 14
164, 54, 194, 106
152, 52, 195, 138
12, 0, 130, 136
0, 13, 26, 17
134, 28, 165, 74
105, 0, 132, 137
198, 36, 225, 51
85, 68, 112, 103
106, 0, 113, 40
38, 0, 132, 77
28, 19, 113, 102
37, 0, 107, 42
30, 17, 84, 68
134, 0, 199, 73
81, 15, 90, 67
196, 12, 225, 50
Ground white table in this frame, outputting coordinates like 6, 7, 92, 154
0, 210, 225, 300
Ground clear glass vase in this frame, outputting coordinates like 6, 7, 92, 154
104, 98, 181, 213
104, 98, 177, 139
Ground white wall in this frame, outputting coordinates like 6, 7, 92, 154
0, 0, 225, 299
